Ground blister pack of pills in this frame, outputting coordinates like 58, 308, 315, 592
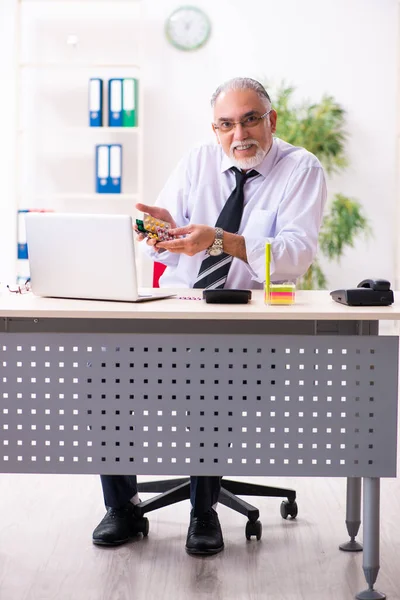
136, 214, 175, 241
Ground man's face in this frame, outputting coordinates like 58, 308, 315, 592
212, 88, 277, 170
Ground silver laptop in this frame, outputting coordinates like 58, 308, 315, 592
25, 212, 174, 302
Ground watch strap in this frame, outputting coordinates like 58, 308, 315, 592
207, 227, 223, 255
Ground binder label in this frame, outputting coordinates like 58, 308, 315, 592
110, 79, 122, 112
97, 146, 109, 181
123, 79, 135, 111
89, 79, 101, 111
110, 145, 122, 178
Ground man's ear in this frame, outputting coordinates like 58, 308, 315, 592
269, 110, 278, 134
212, 123, 221, 144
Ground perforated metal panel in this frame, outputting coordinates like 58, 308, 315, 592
0, 333, 398, 477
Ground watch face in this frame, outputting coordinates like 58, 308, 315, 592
165, 6, 211, 51
208, 246, 223, 257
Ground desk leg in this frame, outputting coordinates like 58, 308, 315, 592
356, 477, 385, 600
340, 477, 363, 552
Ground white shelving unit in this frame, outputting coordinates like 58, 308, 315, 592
20, 62, 140, 68
34, 193, 140, 201
15, 0, 144, 280
18, 127, 142, 133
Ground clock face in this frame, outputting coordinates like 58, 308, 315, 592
165, 6, 211, 51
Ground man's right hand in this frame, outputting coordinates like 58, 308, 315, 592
135, 203, 177, 229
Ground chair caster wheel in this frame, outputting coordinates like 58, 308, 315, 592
280, 500, 298, 520
139, 517, 149, 537
245, 520, 262, 541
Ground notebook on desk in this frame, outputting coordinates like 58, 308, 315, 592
25, 212, 174, 303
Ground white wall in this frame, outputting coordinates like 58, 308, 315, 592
0, 0, 398, 290
0, 0, 17, 283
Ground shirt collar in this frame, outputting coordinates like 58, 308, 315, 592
221, 137, 279, 178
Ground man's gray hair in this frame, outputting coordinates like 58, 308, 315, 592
210, 77, 271, 108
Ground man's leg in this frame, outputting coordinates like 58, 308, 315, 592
186, 476, 224, 556
92, 475, 147, 546
190, 475, 222, 513
100, 474, 138, 508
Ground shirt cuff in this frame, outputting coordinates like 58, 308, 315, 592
244, 236, 275, 283
139, 239, 179, 266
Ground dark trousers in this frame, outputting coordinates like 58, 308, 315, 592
100, 475, 222, 515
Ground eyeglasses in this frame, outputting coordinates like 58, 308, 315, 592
213, 109, 272, 133
7, 279, 31, 294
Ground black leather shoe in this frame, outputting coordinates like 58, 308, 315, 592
92, 503, 149, 546
185, 508, 224, 556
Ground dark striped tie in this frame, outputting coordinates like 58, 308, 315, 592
193, 167, 258, 289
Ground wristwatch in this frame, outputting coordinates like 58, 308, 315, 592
207, 227, 224, 256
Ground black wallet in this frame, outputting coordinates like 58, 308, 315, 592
203, 289, 252, 304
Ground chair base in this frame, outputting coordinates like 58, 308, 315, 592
135, 477, 297, 528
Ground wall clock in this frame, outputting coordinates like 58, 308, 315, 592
165, 6, 211, 51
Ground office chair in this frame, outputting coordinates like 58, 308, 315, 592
134, 263, 298, 541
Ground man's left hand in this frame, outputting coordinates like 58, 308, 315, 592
156, 224, 215, 256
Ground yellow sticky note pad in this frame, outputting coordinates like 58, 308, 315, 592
268, 283, 296, 305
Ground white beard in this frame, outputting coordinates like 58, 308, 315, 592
229, 140, 267, 170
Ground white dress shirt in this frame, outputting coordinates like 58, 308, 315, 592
143, 137, 327, 289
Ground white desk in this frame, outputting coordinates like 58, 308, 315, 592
0, 290, 398, 600
0, 288, 399, 320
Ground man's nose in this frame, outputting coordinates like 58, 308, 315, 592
233, 123, 248, 140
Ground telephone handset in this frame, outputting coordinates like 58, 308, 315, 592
357, 279, 391, 291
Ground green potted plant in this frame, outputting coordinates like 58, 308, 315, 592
273, 84, 371, 289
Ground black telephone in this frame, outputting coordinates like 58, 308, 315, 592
357, 279, 391, 291
330, 279, 394, 306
